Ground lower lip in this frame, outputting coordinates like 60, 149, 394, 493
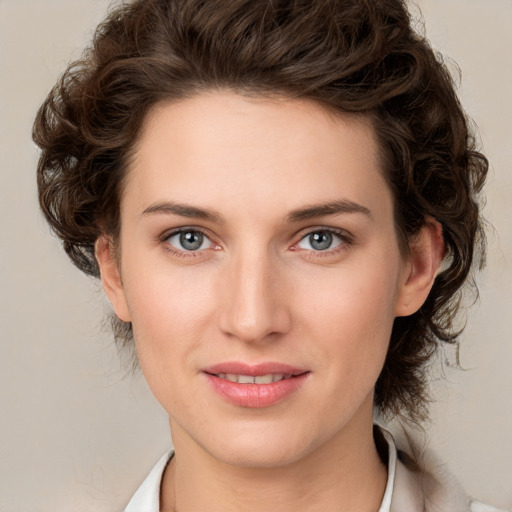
204, 373, 309, 408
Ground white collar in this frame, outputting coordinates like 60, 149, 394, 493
122, 427, 453, 512
124, 450, 171, 512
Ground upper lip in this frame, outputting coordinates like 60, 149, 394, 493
203, 362, 309, 377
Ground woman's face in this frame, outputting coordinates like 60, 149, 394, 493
99, 91, 420, 467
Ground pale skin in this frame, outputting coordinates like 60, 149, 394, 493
96, 91, 444, 511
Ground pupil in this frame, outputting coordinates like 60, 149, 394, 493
180, 231, 203, 250
310, 232, 332, 251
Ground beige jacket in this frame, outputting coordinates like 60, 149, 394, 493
379, 428, 506, 511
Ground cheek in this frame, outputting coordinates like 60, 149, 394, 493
122, 268, 218, 413
297, 252, 400, 378
120, 255, 218, 364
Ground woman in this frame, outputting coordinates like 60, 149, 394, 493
33, 0, 503, 510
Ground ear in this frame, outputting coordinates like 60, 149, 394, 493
95, 236, 131, 323
394, 219, 445, 317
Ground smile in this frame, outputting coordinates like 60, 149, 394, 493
203, 363, 310, 407
215, 373, 293, 384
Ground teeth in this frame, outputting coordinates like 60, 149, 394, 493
257, 374, 274, 384
218, 373, 289, 384
237, 375, 255, 384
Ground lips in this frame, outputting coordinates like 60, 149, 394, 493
215, 373, 292, 384
202, 362, 310, 408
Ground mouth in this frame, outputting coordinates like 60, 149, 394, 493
203, 362, 308, 382
202, 363, 310, 407
206, 373, 298, 384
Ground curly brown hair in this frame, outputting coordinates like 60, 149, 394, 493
33, 0, 488, 423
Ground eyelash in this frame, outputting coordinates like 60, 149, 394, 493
160, 228, 219, 258
292, 227, 354, 258
159, 227, 354, 259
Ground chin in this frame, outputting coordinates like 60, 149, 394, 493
195, 419, 327, 469
209, 440, 310, 469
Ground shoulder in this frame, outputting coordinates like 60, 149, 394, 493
470, 502, 509, 512
383, 425, 507, 512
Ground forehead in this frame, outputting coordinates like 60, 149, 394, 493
123, 91, 391, 221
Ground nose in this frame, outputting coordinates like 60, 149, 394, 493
218, 249, 292, 343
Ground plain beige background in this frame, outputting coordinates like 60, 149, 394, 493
1, 0, 511, 510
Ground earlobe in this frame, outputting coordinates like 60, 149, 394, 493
394, 219, 445, 317
95, 236, 132, 323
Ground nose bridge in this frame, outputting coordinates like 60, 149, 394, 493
218, 244, 290, 342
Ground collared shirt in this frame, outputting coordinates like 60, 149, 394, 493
124, 428, 502, 512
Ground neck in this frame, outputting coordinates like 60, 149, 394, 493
161, 410, 387, 512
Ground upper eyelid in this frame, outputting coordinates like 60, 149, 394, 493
160, 226, 218, 252
161, 226, 213, 240
290, 227, 354, 254
295, 226, 353, 241
158, 225, 353, 250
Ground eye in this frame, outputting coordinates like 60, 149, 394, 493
165, 229, 214, 251
296, 230, 345, 251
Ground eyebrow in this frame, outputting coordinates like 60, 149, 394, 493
285, 200, 372, 223
141, 199, 372, 224
142, 201, 224, 223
